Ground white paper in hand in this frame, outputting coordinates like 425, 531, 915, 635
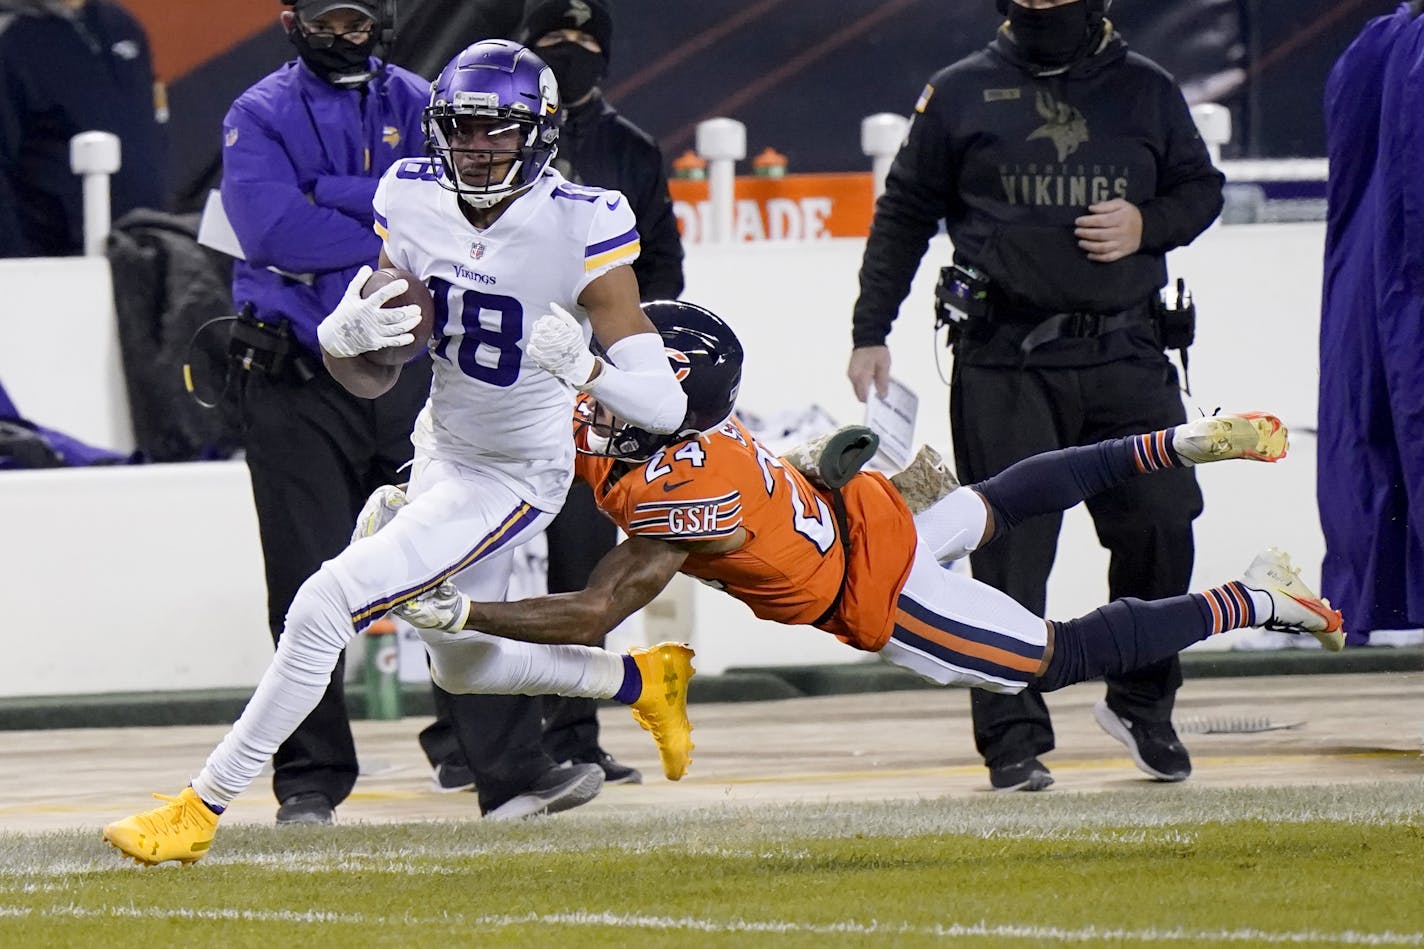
864, 377, 918, 470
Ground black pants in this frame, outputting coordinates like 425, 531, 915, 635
949, 352, 1202, 769
424, 481, 618, 812
241, 355, 432, 807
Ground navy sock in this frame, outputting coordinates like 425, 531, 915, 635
613, 654, 642, 705
192, 787, 224, 815
973, 435, 1159, 536
1037, 594, 1214, 692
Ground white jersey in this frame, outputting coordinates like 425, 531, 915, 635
373, 161, 640, 509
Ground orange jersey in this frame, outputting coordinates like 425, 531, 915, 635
575, 413, 919, 652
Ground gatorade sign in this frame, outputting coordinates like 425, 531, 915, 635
669, 173, 875, 243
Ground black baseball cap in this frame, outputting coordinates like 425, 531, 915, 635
292, 0, 381, 20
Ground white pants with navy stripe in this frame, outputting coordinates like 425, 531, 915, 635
876, 488, 1048, 694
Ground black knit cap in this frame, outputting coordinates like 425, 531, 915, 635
518, 0, 613, 57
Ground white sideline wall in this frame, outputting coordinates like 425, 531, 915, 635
0, 222, 1326, 697
0, 256, 134, 453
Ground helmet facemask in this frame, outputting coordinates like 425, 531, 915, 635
426, 106, 553, 208
575, 399, 712, 463
424, 41, 560, 209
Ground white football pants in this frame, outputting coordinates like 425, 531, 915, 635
875, 487, 1048, 693
192, 457, 626, 808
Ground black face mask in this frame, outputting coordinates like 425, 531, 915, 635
289, 25, 379, 88
538, 42, 606, 106
1007, 2, 1096, 67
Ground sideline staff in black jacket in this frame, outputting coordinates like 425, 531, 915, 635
848, 0, 1223, 792
0, 0, 167, 257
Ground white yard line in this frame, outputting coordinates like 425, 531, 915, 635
0, 905, 1420, 945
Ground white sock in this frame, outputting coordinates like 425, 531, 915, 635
1169, 424, 1196, 467
1244, 587, 1275, 624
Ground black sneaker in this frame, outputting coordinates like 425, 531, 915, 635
988, 757, 1054, 792
431, 761, 476, 793
483, 762, 604, 821
1092, 699, 1192, 781
276, 791, 335, 825
565, 749, 643, 785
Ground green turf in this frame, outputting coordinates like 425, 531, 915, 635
3, 783, 1422, 948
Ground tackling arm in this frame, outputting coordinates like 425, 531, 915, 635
461, 535, 689, 645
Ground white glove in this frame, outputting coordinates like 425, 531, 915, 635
526, 302, 597, 389
392, 581, 470, 632
351, 484, 408, 545
317, 265, 423, 358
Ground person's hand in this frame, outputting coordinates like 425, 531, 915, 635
526, 302, 597, 388
392, 582, 470, 632
847, 345, 892, 402
317, 265, 422, 358
351, 484, 408, 545
1074, 199, 1144, 263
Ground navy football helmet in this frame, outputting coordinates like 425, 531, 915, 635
580, 300, 744, 462
424, 40, 560, 208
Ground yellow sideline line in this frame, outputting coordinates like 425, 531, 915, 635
716, 749, 1421, 786
2, 751, 1415, 817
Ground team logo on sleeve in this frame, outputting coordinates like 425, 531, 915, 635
382, 125, 401, 147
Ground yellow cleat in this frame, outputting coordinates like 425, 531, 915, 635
102, 786, 220, 866
628, 642, 696, 780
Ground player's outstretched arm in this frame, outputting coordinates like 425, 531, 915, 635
401, 535, 690, 646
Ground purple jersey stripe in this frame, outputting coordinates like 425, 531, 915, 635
349, 502, 540, 631
586, 226, 639, 258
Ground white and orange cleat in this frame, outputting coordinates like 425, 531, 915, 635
1242, 547, 1345, 651
628, 642, 696, 780
1174, 412, 1289, 464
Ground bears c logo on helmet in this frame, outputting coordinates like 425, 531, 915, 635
666, 348, 691, 382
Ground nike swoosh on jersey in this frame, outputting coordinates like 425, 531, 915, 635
663, 479, 694, 492
605, 197, 621, 210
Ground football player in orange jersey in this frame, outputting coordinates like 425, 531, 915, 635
382, 300, 1343, 739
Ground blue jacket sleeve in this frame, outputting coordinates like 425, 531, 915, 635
220, 102, 379, 273
312, 174, 379, 224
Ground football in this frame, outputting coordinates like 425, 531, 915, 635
359, 267, 435, 366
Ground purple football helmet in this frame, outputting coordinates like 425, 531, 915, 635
423, 40, 560, 208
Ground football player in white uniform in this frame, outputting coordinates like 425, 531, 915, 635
103, 40, 695, 865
